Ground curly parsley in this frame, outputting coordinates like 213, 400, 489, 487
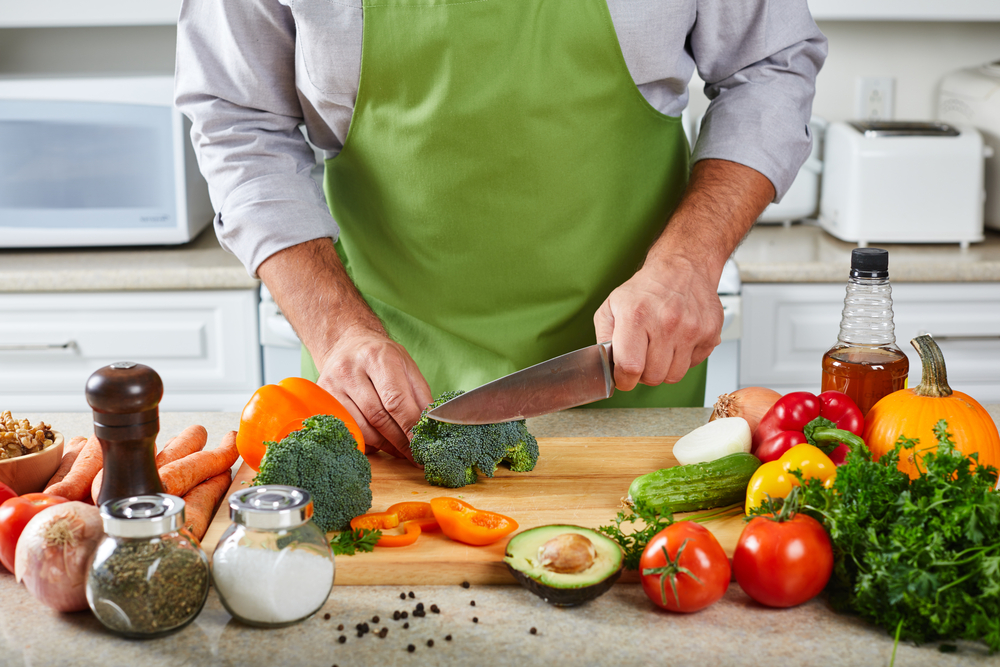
796, 420, 1000, 653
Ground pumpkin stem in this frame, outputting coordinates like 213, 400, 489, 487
911, 335, 953, 398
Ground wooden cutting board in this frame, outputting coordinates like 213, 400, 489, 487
201, 437, 746, 585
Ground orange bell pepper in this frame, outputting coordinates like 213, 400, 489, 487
350, 502, 440, 548
237, 377, 365, 471
429, 497, 518, 546
745, 443, 836, 513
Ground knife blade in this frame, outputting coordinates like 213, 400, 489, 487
427, 342, 614, 424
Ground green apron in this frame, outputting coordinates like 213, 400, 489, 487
307, 0, 706, 408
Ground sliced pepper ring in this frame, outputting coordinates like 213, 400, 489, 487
350, 502, 441, 548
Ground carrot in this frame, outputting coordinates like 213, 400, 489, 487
44, 435, 103, 502
155, 425, 208, 468
92, 469, 103, 504
182, 470, 232, 540
159, 430, 239, 498
45, 436, 88, 489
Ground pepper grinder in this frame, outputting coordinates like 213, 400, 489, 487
87, 362, 166, 505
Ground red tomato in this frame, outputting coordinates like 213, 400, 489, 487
0, 493, 68, 574
733, 513, 833, 608
0, 482, 16, 507
639, 521, 731, 613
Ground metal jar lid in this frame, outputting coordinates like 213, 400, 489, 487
100, 494, 186, 539
229, 485, 314, 530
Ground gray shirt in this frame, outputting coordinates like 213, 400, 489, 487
175, 0, 827, 277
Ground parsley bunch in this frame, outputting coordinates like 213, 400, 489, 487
797, 420, 1000, 652
329, 528, 381, 556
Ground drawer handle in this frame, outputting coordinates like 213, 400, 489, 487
918, 333, 1000, 343
0, 341, 78, 352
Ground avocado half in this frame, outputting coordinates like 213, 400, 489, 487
503, 525, 624, 607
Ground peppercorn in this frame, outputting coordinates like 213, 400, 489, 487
408, 591, 415, 598
372, 615, 380, 624
470, 600, 476, 606
324, 613, 331, 620
461, 581, 470, 589
403, 622, 410, 629
378, 628, 389, 639
401, 611, 409, 619
413, 609, 426, 618
472, 617, 479, 623
393, 611, 401, 621
337, 624, 344, 631
430, 604, 440, 614
407, 645, 416, 653
445, 634, 452, 641
416, 602, 424, 611
427, 640, 435, 648
400, 592, 406, 600
530, 627, 537, 635
338, 636, 346, 644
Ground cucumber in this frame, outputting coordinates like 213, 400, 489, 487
627, 452, 761, 514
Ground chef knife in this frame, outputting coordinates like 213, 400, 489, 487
426, 341, 614, 424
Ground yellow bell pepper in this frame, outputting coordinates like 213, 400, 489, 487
745, 444, 836, 513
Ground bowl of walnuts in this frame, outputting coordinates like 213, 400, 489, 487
0, 411, 64, 495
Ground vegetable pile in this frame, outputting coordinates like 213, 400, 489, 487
409, 391, 539, 488
793, 420, 1000, 651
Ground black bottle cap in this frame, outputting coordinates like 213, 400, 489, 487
850, 248, 889, 279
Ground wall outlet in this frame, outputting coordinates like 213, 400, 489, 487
856, 76, 895, 120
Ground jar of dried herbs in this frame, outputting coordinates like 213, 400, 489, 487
86, 494, 210, 638
211, 485, 334, 627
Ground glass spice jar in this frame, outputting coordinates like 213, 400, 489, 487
86, 494, 210, 638
211, 485, 335, 628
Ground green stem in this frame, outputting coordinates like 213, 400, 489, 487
811, 427, 870, 459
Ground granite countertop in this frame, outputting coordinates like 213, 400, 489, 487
2, 222, 1000, 293
2, 408, 999, 667
735, 222, 1000, 283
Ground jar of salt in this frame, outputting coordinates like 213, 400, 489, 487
86, 494, 210, 638
211, 485, 335, 627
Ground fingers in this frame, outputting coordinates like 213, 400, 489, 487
317, 333, 430, 467
596, 266, 724, 390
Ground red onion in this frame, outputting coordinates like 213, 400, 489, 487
15, 501, 103, 612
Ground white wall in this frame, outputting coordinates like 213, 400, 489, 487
688, 20, 1000, 124
3, 20, 1000, 125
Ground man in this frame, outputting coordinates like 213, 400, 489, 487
175, 0, 827, 462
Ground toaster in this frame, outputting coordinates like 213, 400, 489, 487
818, 120, 987, 248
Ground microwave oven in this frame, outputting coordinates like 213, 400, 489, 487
0, 76, 213, 248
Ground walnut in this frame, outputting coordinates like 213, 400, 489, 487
0, 411, 54, 459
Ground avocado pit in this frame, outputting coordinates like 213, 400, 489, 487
538, 533, 597, 574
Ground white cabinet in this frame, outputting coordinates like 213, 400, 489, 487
0, 290, 261, 412
740, 282, 1000, 402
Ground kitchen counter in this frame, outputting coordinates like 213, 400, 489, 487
734, 222, 1000, 283
0, 227, 256, 292
3, 408, 999, 667
2, 222, 1000, 293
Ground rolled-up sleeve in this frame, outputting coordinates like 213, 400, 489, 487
690, 0, 827, 202
175, 0, 338, 277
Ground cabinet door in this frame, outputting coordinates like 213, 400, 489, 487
0, 290, 261, 411
740, 282, 1000, 402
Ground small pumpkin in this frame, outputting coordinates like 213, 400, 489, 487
862, 334, 1000, 478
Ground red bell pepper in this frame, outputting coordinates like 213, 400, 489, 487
751, 390, 867, 465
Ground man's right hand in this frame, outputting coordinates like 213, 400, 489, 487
257, 238, 432, 464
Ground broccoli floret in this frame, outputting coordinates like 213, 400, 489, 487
252, 414, 372, 532
410, 391, 540, 488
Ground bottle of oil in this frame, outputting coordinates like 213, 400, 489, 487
821, 248, 909, 416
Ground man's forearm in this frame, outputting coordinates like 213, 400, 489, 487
257, 237, 384, 368
646, 158, 775, 277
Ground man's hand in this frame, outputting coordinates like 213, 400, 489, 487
594, 159, 774, 391
258, 238, 432, 463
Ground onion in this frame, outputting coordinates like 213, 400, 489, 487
672, 417, 752, 465
14, 501, 104, 612
710, 387, 782, 434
